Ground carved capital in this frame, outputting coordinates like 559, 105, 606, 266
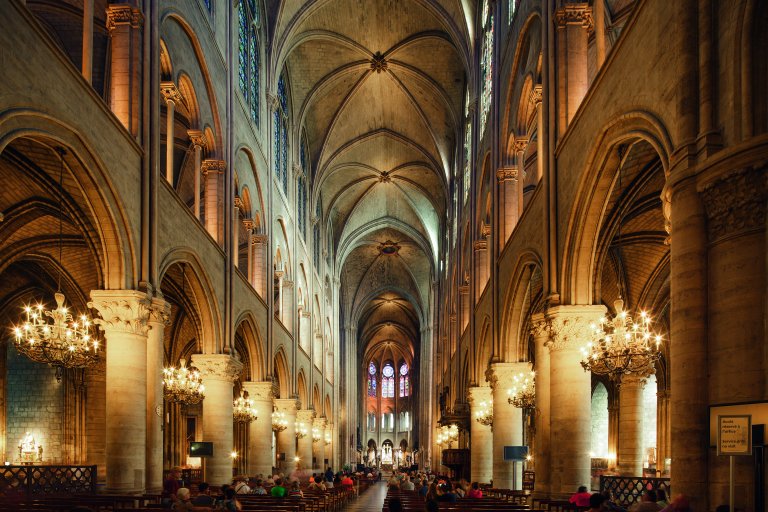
242, 218, 254, 231
191, 354, 243, 382
274, 269, 285, 280
293, 163, 304, 179
201, 159, 226, 175
700, 166, 767, 243
187, 130, 206, 150
466, 385, 492, 408
466, 97, 478, 117
106, 4, 143, 32
266, 92, 280, 111
252, 234, 268, 245
274, 397, 300, 414
458, 285, 470, 295
529, 85, 543, 106
297, 409, 316, 423
160, 81, 182, 104
282, 279, 294, 289
485, 362, 531, 392
242, 381, 274, 402
616, 373, 648, 390
545, 305, 606, 353
554, 3, 594, 33
480, 222, 491, 238
148, 296, 171, 326
496, 167, 518, 182
233, 196, 244, 211
473, 239, 487, 251
88, 289, 151, 337
371, 52, 388, 73
513, 138, 529, 153
314, 417, 327, 430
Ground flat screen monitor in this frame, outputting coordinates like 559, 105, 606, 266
189, 442, 213, 457
503, 445, 528, 461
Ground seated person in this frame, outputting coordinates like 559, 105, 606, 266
251, 479, 267, 495
630, 491, 661, 512
191, 482, 215, 506
233, 476, 251, 494
467, 482, 482, 499
569, 486, 592, 507
288, 480, 304, 498
271, 478, 287, 497
171, 487, 194, 511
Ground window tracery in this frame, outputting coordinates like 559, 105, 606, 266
274, 74, 289, 194
238, 1, 259, 126
480, 0, 494, 136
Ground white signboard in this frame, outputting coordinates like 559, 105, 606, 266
717, 415, 752, 456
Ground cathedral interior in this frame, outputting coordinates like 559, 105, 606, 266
0, 0, 766, 510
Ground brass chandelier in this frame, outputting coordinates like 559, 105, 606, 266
474, 401, 493, 427
295, 422, 308, 439
163, 358, 205, 404
272, 411, 288, 432
11, 148, 100, 379
233, 389, 258, 423
507, 371, 536, 410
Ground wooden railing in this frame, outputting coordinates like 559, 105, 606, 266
0, 465, 96, 496
599, 476, 670, 506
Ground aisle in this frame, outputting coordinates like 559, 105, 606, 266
345, 481, 388, 512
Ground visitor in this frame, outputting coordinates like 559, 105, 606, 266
630, 490, 661, 512
271, 478, 287, 497
309, 476, 326, 491
219, 488, 241, 511
341, 473, 354, 490
601, 491, 627, 512
389, 497, 404, 512
233, 476, 251, 494
426, 481, 439, 501
216, 484, 231, 502
401, 475, 415, 491
325, 475, 334, 489
425, 499, 439, 512
588, 493, 606, 512
252, 479, 267, 495
656, 490, 670, 508
454, 482, 466, 499
388, 473, 401, 489
191, 482, 215, 506
418, 479, 429, 497
161, 467, 182, 505
467, 482, 483, 499
436, 483, 457, 502
570, 486, 593, 507
309, 473, 316, 483
325, 467, 334, 482
288, 480, 304, 498
171, 488, 193, 511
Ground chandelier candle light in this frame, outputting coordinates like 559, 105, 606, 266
295, 422, 308, 439
272, 411, 288, 432
163, 359, 205, 405
507, 371, 536, 410
233, 389, 258, 423
312, 428, 321, 444
474, 400, 494, 427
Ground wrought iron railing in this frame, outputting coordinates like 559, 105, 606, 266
600, 476, 670, 506
0, 465, 96, 496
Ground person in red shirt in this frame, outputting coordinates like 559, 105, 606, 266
569, 486, 592, 507
467, 482, 483, 499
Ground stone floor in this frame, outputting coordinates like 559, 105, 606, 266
345, 481, 388, 512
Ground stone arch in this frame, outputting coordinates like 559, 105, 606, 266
233, 311, 266, 382
474, 315, 493, 385
313, 384, 321, 411
297, 369, 308, 408
272, 348, 290, 399
499, 251, 544, 362
324, 394, 331, 418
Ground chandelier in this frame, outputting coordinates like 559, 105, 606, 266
295, 422, 308, 439
324, 433, 331, 446
474, 400, 493, 427
312, 428, 321, 444
437, 424, 459, 448
233, 389, 258, 423
163, 358, 205, 404
10, 148, 100, 379
580, 298, 662, 379
507, 371, 536, 410
272, 411, 288, 433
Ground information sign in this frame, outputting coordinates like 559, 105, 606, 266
717, 415, 752, 456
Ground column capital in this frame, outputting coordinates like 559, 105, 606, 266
282, 279, 294, 289
466, 385, 492, 407
496, 167, 518, 182
148, 296, 171, 326
160, 81, 182, 104
545, 305, 606, 353
293, 163, 304, 179
485, 362, 532, 392
554, 3, 593, 33
242, 381, 274, 402
466, 97, 478, 117
242, 218, 254, 231
700, 166, 767, 243
458, 285, 470, 295
274, 398, 300, 414
513, 138, 529, 153
297, 409, 316, 423
617, 373, 649, 389
473, 239, 487, 251
201, 159, 226, 175
191, 354, 243, 382
480, 222, 491, 238
233, 195, 244, 210
313, 417, 327, 429
106, 4, 143, 32
187, 130, 206, 149
266, 92, 280, 112
89, 289, 151, 336
252, 234, 268, 245
529, 85, 543, 106
530, 312, 549, 339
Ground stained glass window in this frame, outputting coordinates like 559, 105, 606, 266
480, 0, 494, 136
509, 0, 515, 24
203, 0, 212, 13
313, 201, 322, 269
273, 111, 281, 179
275, 75, 289, 194
382, 364, 395, 398
399, 363, 409, 397
368, 374, 377, 397
238, 1, 260, 128
463, 89, 472, 204
369, 362, 377, 375
238, 4, 248, 101
249, 27, 259, 125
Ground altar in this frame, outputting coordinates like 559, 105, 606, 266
16, 432, 43, 465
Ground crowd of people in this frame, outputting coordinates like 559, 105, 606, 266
569, 485, 694, 512
384, 469, 488, 511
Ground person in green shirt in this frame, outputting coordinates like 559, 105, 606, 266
271, 478, 287, 497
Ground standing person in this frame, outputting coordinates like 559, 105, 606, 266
325, 467, 334, 482
570, 486, 593, 507
162, 467, 182, 506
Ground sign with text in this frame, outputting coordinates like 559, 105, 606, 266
717, 415, 752, 456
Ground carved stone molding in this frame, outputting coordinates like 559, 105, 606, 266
546, 305, 605, 353
466, 97, 478, 117
554, 3, 594, 33
89, 289, 152, 337
148, 297, 171, 326
201, 159, 226, 175
106, 4, 143, 32
485, 362, 531, 392
252, 234, 268, 245
233, 196, 244, 210
458, 285, 470, 295
282, 279, 294, 289
371, 52, 388, 73
616, 373, 648, 390
187, 130, 206, 149
529, 85, 543, 106
191, 354, 243, 382
530, 313, 549, 340
700, 166, 767, 243
293, 163, 304, 179
266, 92, 280, 112
378, 171, 392, 183
243, 381, 274, 402
473, 239, 488, 251
496, 167, 518, 182
466, 385, 492, 407
513, 138, 529, 153
297, 409, 316, 423
160, 81, 182, 104
242, 218, 254, 232
274, 397, 300, 414
480, 222, 491, 238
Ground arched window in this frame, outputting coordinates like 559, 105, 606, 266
399, 363, 409, 397
508, 0, 516, 24
274, 74, 289, 194
382, 364, 395, 398
298, 136, 309, 240
313, 200, 322, 269
367, 412, 376, 431
463, 88, 472, 204
367, 362, 377, 398
238, 0, 260, 126
479, 0, 494, 136
591, 382, 609, 458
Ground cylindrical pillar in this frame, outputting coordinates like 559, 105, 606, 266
617, 375, 647, 476
489, 363, 528, 489
532, 314, 551, 497
243, 381, 274, 477
188, 131, 205, 219
89, 290, 151, 492
146, 297, 170, 491
192, 354, 242, 486
296, 410, 315, 472
467, 386, 493, 483
275, 399, 298, 472
160, 82, 181, 185
312, 417, 326, 471
546, 305, 605, 497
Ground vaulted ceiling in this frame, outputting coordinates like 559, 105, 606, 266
274, 0, 471, 360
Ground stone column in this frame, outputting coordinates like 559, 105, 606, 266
514, 138, 529, 207
89, 289, 151, 492
192, 354, 243, 485
488, 362, 529, 489
473, 240, 489, 296
458, 285, 470, 333
497, 167, 519, 247
274, 399, 298, 472
160, 82, 182, 184
233, 197, 242, 269
275, 271, 285, 321
82, 0, 93, 82
146, 296, 170, 491
188, 131, 205, 219
296, 409, 315, 471
324, 423, 334, 470
608, 397, 619, 469
554, 3, 592, 136
467, 386, 493, 483
106, 4, 143, 136
617, 374, 647, 476
312, 417, 326, 471
656, 389, 670, 474
531, 314, 551, 497
252, 234, 268, 296
546, 305, 605, 497
242, 220, 254, 283
242, 381, 274, 477
201, 159, 225, 243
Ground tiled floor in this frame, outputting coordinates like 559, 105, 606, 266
345, 481, 388, 512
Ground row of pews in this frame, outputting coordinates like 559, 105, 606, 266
383, 489, 590, 512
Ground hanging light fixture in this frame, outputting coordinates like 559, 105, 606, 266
272, 411, 288, 433
507, 371, 536, 410
233, 389, 258, 423
579, 147, 663, 380
324, 432, 331, 446
11, 148, 100, 380
312, 428, 321, 444
474, 400, 493, 428
295, 422, 308, 439
163, 358, 205, 404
